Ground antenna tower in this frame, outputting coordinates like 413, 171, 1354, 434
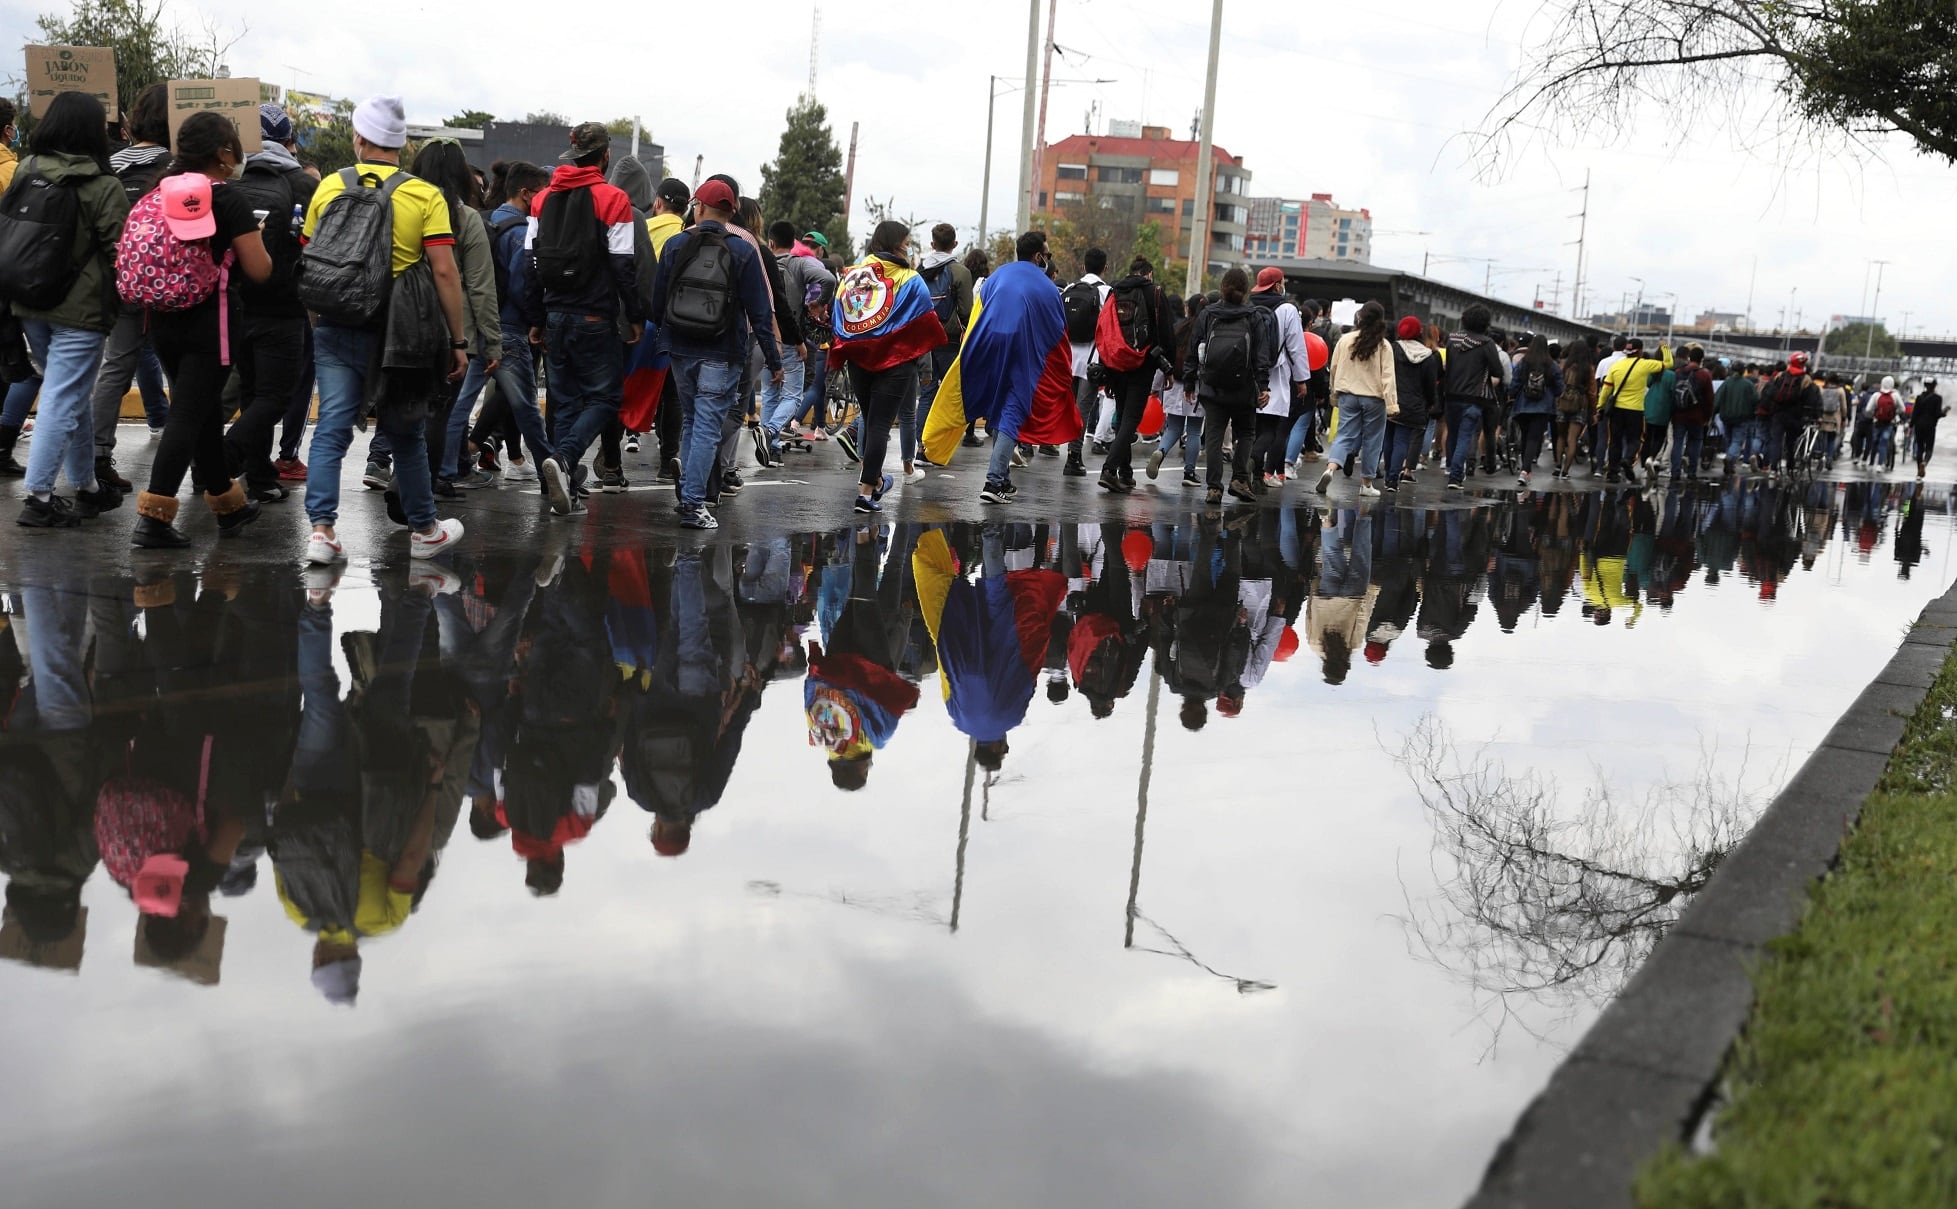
807, 7, 821, 98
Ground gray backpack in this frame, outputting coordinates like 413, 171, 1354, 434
298, 167, 408, 326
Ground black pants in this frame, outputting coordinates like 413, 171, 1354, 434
1201, 398, 1255, 487
425, 377, 464, 482
279, 319, 315, 461
1515, 413, 1551, 472
1100, 367, 1154, 476
148, 308, 236, 499
655, 373, 681, 466
224, 311, 306, 490
1252, 413, 1286, 476
847, 360, 918, 490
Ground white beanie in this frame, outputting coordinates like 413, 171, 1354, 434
1882, 376, 1897, 391
352, 95, 407, 149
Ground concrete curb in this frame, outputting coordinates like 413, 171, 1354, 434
1466, 580, 1957, 1209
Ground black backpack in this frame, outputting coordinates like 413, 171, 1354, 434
114, 150, 171, 207
1200, 311, 1255, 391
298, 167, 409, 326
1525, 365, 1547, 400
487, 212, 526, 310
231, 162, 306, 301
0, 169, 82, 310
1110, 280, 1154, 352
1062, 280, 1101, 343
920, 259, 957, 326
532, 186, 606, 295
664, 227, 738, 341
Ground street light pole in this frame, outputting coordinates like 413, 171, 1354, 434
1866, 260, 1890, 359
1184, 0, 1224, 298
979, 75, 999, 250
1014, 0, 1041, 234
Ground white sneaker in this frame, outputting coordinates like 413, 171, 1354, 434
505, 459, 537, 482
409, 517, 465, 558
904, 467, 927, 483
1359, 484, 1381, 498
304, 531, 346, 566
409, 564, 461, 596
301, 565, 341, 606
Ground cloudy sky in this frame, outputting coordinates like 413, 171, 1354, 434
11, 0, 1955, 334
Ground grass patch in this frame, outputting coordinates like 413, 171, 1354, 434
1636, 651, 1957, 1207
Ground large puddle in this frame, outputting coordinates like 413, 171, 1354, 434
2, 480, 1950, 1208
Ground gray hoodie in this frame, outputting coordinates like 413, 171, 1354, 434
608, 157, 660, 331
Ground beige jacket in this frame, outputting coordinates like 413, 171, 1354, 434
1329, 330, 1401, 418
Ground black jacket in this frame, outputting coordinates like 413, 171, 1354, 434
1179, 302, 1275, 408
1389, 339, 1442, 429
1443, 331, 1508, 402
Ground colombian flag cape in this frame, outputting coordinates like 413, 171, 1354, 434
912, 530, 1068, 743
828, 254, 947, 372
921, 260, 1081, 465
620, 329, 669, 433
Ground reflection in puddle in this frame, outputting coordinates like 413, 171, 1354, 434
0, 478, 1949, 1207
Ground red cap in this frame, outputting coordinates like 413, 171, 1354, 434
1255, 267, 1286, 291
693, 179, 737, 213
1396, 316, 1424, 340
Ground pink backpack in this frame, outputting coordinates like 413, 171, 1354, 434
117, 188, 233, 358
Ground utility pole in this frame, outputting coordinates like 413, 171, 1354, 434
630, 115, 641, 159
1184, 0, 1225, 297
1014, 0, 1042, 234
842, 121, 859, 240
1030, 0, 1060, 216
807, 6, 821, 98
1866, 260, 1890, 358
1744, 255, 1756, 332
1569, 169, 1589, 321
979, 76, 999, 251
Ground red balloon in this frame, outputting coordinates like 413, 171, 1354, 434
1274, 625, 1301, 662
1121, 531, 1154, 573
1303, 331, 1330, 372
1139, 394, 1165, 438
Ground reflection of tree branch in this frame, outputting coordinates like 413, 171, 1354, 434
747, 880, 949, 928
1390, 716, 1776, 1054
1128, 910, 1276, 996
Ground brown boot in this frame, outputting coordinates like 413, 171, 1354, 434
204, 482, 261, 538
135, 492, 179, 523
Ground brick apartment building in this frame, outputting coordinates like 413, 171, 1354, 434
1034, 124, 1252, 273
1245, 193, 1372, 264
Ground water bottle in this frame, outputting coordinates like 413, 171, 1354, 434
289, 202, 304, 240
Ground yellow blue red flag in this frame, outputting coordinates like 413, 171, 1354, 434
827, 255, 947, 372
921, 260, 1081, 465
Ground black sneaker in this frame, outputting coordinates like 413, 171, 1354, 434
660, 458, 680, 480
383, 488, 410, 527
1182, 470, 1201, 487
598, 463, 627, 493
1064, 456, 1089, 478
1446, 479, 1464, 491
363, 460, 393, 491
216, 500, 262, 538
1039, 445, 1062, 458
18, 494, 80, 528
962, 430, 984, 448
721, 470, 745, 496
248, 482, 289, 503
980, 480, 1011, 505
1097, 469, 1124, 493
76, 484, 123, 516
1227, 478, 1257, 502
432, 477, 460, 500
835, 428, 860, 462
0, 452, 23, 478
541, 456, 574, 516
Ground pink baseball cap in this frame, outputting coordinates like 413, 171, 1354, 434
159, 174, 216, 239
132, 853, 190, 917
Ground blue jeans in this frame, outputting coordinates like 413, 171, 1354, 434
441, 352, 494, 478
544, 311, 624, 470
986, 421, 1017, 484
1159, 411, 1199, 471
20, 321, 105, 496
1874, 423, 1896, 467
671, 352, 741, 509
1383, 422, 1422, 483
1328, 392, 1387, 479
293, 603, 359, 800
1283, 409, 1312, 464
307, 323, 438, 529
801, 350, 828, 426
1669, 424, 1706, 478
761, 354, 809, 448
1445, 398, 1486, 483
2, 374, 39, 428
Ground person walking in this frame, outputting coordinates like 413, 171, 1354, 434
1060, 248, 1113, 476
6, 92, 128, 528
645, 176, 780, 530
1441, 304, 1508, 490
1384, 316, 1440, 490
762, 220, 837, 462
1507, 335, 1563, 487
298, 95, 471, 565
1181, 268, 1272, 506
463, 161, 553, 482
1555, 336, 1597, 478
915, 222, 973, 439
1597, 339, 1671, 485
1716, 360, 1762, 476
1316, 301, 1398, 497
1757, 353, 1820, 476
1670, 345, 1714, 481
1248, 268, 1310, 489
125, 113, 277, 548
1093, 257, 1176, 493
525, 123, 645, 517
1911, 378, 1943, 478
1147, 294, 1205, 487
826, 220, 947, 514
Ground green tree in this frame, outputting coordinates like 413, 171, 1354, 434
1485, 0, 1957, 167
523, 110, 567, 127
1133, 220, 1165, 271
1828, 321, 1901, 360
759, 97, 848, 256
35, 0, 237, 122
293, 96, 357, 174
445, 109, 495, 130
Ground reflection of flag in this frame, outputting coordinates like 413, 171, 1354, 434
620, 332, 668, 433
912, 530, 1067, 743
827, 256, 946, 372
921, 261, 1081, 465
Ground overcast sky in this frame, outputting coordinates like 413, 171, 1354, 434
10, 0, 1955, 334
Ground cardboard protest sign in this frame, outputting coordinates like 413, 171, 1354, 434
133, 914, 227, 986
24, 45, 117, 119
0, 906, 87, 973
167, 78, 264, 155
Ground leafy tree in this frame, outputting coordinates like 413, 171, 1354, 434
522, 110, 567, 127
604, 117, 635, 136
1828, 321, 1902, 360
35, 0, 237, 122
1483, 0, 1957, 168
759, 97, 848, 257
1132, 220, 1165, 272
293, 96, 357, 174
445, 109, 495, 130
